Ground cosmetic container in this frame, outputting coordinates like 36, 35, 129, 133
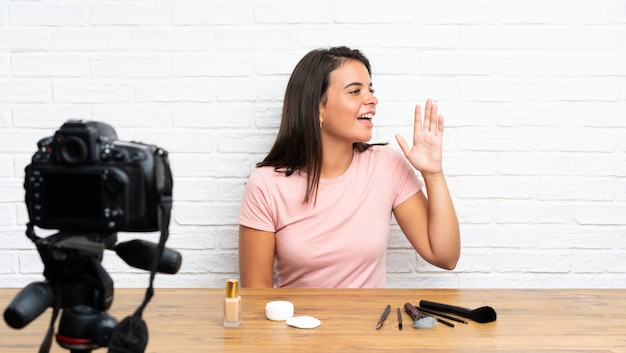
265, 301, 294, 321
223, 279, 242, 327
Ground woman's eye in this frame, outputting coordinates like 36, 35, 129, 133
349, 89, 360, 95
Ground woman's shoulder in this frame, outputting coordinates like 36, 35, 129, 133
248, 165, 301, 186
250, 165, 276, 176
358, 144, 403, 161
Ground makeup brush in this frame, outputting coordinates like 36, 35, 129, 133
417, 306, 468, 324
403, 303, 436, 329
419, 300, 497, 324
375, 304, 391, 330
415, 308, 455, 328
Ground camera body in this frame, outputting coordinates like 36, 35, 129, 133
24, 120, 170, 233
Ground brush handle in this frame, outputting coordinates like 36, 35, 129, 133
417, 306, 468, 324
419, 300, 471, 317
404, 302, 423, 321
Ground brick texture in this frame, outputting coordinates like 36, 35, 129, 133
1, 0, 625, 289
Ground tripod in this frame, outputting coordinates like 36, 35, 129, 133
6, 231, 127, 352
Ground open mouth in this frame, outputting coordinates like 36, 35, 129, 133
358, 114, 373, 121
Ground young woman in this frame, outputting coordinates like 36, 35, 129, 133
238, 46, 460, 288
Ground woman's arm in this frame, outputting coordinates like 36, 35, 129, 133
238, 225, 275, 287
393, 179, 460, 270
394, 99, 460, 270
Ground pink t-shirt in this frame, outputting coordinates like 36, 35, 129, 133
238, 145, 423, 288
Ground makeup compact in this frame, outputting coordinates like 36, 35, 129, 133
265, 301, 294, 321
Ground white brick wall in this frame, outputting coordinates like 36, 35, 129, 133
1, 0, 625, 289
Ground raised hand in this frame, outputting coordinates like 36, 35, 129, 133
394, 99, 444, 176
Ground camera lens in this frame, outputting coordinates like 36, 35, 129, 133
59, 136, 88, 164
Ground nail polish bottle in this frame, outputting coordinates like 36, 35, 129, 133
223, 279, 242, 327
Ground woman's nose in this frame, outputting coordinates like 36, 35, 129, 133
366, 91, 378, 106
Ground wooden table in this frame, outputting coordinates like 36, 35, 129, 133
1, 288, 625, 352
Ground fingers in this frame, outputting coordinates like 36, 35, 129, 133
423, 99, 441, 136
413, 104, 423, 132
437, 114, 444, 135
413, 104, 422, 144
412, 99, 443, 141
395, 134, 409, 156
424, 99, 432, 131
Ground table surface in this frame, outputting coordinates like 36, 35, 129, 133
1, 287, 625, 352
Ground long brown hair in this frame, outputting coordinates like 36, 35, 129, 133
257, 46, 382, 203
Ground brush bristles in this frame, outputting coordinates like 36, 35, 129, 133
412, 316, 437, 329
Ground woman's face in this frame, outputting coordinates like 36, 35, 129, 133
319, 59, 378, 145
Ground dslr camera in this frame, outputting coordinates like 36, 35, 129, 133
4, 121, 181, 353
25, 120, 168, 232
